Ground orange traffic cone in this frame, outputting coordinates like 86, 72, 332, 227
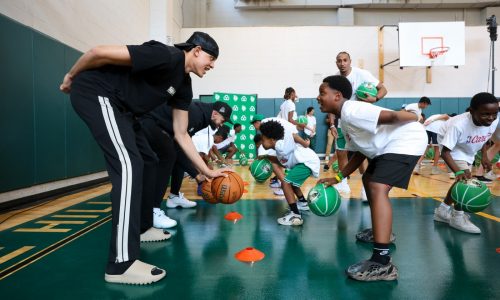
234, 247, 265, 263
224, 211, 243, 223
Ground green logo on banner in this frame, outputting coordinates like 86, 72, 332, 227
214, 92, 257, 159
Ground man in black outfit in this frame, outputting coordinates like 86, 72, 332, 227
140, 101, 233, 228
60, 32, 228, 285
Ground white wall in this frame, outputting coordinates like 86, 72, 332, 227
182, 26, 500, 99
0, 0, 151, 51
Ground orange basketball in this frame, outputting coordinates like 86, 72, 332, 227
211, 171, 244, 204
201, 181, 218, 204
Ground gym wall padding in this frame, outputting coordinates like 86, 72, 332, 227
0, 14, 105, 193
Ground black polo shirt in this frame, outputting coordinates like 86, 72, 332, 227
147, 101, 214, 137
73, 40, 192, 115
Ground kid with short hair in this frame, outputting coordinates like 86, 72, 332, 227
259, 120, 320, 225
316, 75, 427, 281
433, 92, 498, 234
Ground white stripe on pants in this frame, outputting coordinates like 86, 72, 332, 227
98, 96, 133, 263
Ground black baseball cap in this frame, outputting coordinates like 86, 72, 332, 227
213, 101, 233, 124
175, 31, 219, 58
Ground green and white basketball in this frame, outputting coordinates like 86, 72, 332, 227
307, 183, 341, 217
297, 115, 308, 125
239, 156, 249, 166
425, 148, 435, 159
355, 82, 378, 100
250, 159, 273, 183
451, 179, 491, 213
331, 161, 339, 172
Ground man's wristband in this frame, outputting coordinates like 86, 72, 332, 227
454, 170, 465, 176
335, 171, 344, 182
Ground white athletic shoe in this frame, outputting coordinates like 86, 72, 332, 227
360, 186, 368, 202
433, 205, 451, 224
448, 172, 456, 179
413, 165, 421, 175
297, 201, 310, 211
277, 211, 303, 226
431, 166, 441, 175
450, 210, 481, 234
273, 188, 284, 196
153, 208, 177, 229
484, 170, 497, 181
166, 192, 197, 208
269, 180, 281, 188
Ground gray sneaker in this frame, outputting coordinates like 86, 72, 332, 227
355, 228, 396, 243
346, 259, 398, 281
431, 166, 441, 175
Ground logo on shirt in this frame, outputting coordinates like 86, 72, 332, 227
189, 127, 194, 133
167, 86, 176, 96
466, 134, 491, 144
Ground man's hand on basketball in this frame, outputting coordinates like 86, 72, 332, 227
206, 167, 232, 179
317, 177, 338, 187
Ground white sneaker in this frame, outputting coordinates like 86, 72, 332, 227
450, 210, 481, 234
153, 208, 177, 229
277, 211, 303, 226
360, 186, 368, 202
166, 192, 197, 208
484, 170, 497, 181
433, 205, 451, 223
273, 188, 284, 196
269, 180, 281, 188
413, 165, 421, 175
297, 201, 310, 211
448, 172, 456, 179
431, 166, 441, 175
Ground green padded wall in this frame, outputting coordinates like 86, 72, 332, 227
33, 31, 67, 183
0, 14, 35, 191
0, 14, 105, 193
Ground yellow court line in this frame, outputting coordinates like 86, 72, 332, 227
431, 197, 500, 223
0, 217, 110, 281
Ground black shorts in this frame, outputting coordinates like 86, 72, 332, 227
365, 153, 420, 189
426, 131, 438, 145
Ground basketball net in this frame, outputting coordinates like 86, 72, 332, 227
428, 46, 450, 65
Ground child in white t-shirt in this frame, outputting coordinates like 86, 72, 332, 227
404, 97, 431, 123
277, 87, 306, 131
303, 106, 317, 149
433, 93, 499, 234
259, 119, 320, 226
316, 75, 427, 282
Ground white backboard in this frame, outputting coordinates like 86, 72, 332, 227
399, 22, 465, 67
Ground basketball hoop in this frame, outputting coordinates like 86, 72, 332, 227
428, 46, 450, 59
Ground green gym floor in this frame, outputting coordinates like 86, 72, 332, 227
0, 192, 499, 299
